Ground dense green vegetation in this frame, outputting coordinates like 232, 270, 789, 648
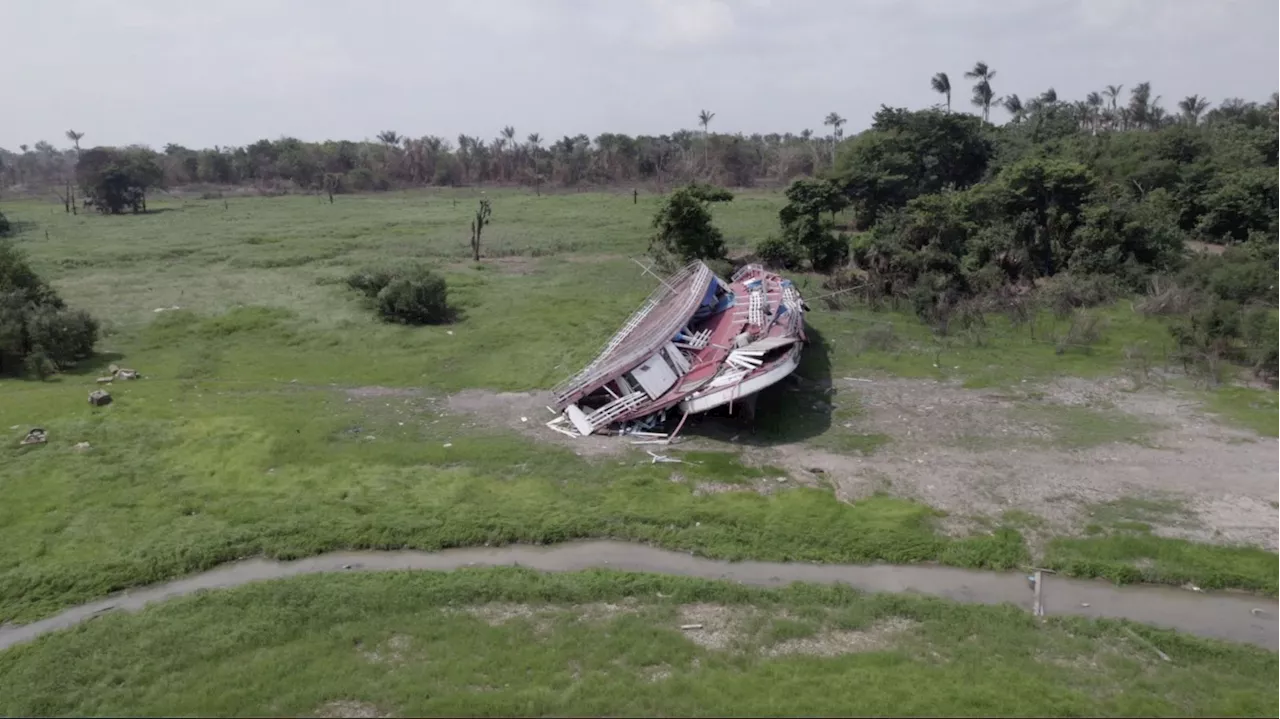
0, 241, 98, 376
2, 569, 1274, 717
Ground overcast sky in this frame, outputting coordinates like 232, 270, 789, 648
3, 0, 1277, 150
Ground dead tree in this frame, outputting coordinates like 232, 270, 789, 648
470, 198, 492, 262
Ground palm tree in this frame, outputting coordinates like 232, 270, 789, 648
1002, 94, 1025, 124
1178, 95, 1211, 126
1085, 92, 1103, 133
964, 62, 997, 122
65, 130, 84, 155
823, 112, 846, 165
697, 109, 715, 169
1103, 84, 1124, 114
501, 126, 517, 179
376, 130, 401, 146
930, 72, 952, 113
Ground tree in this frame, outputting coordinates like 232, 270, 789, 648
823, 112, 846, 165
649, 182, 733, 265
1002, 94, 1025, 124
964, 61, 997, 122
501, 126, 516, 179
376, 131, 401, 147
931, 72, 952, 113
697, 109, 715, 169
64, 130, 84, 155
75, 147, 164, 214
1179, 95, 1211, 126
777, 178, 851, 271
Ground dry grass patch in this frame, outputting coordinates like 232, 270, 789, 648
314, 699, 392, 718
358, 634, 412, 665
765, 617, 917, 657
676, 603, 758, 650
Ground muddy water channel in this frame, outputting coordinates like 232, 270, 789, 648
2, 541, 1275, 652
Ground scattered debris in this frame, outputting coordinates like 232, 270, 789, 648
1080, 602, 1090, 608
73, 442, 91, 451
88, 390, 112, 407
680, 623, 704, 630
95, 376, 114, 384
19, 428, 48, 446
844, 377, 873, 383
114, 368, 139, 380
153, 306, 181, 313
442, 443, 452, 448
1250, 608, 1265, 617
545, 261, 807, 439
648, 451, 683, 464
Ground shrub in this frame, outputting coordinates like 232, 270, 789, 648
807, 230, 851, 273
376, 274, 450, 325
703, 258, 735, 281
345, 265, 451, 325
345, 267, 397, 298
755, 235, 802, 270
0, 210, 9, 236
1039, 273, 1125, 318
0, 240, 99, 376
649, 183, 733, 264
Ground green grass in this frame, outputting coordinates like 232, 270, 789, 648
0, 190, 1273, 628
0, 368, 1032, 623
1045, 534, 1279, 595
1, 569, 1274, 717
1201, 386, 1278, 437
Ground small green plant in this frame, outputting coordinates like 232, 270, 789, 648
470, 198, 492, 262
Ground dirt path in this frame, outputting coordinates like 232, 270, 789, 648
0, 541, 1275, 653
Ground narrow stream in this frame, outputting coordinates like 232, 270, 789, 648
1, 540, 1275, 652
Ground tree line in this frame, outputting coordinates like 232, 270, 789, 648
1, 66, 1276, 196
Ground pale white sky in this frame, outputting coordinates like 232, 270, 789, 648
3, 0, 1277, 149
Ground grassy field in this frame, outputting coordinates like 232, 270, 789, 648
1, 189, 1276, 629
1, 569, 1275, 717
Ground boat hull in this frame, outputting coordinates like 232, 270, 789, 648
677, 347, 801, 415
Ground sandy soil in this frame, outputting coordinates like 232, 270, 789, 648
760, 377, 1279, 550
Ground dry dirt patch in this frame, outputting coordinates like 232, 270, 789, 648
314, 700, 392, 718
765, 617, 917, 657
758, 377, 1279, 549
358, 634, 412, 665
451, 601, 642, 634
447, 389, 624, 457
676, 603, 757, 650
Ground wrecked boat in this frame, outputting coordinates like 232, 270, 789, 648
547, 261, 808, 440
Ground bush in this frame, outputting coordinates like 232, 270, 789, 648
345, 265, 451, 325
0, 240, 99, 376
376, 274, 450, 325
1039, 273, 1125, 318
344, 267, 397, 298
649, 183, 733, 263
703, 258, 735, 281
0, 210, 9, 236
756, 235, 802, 270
